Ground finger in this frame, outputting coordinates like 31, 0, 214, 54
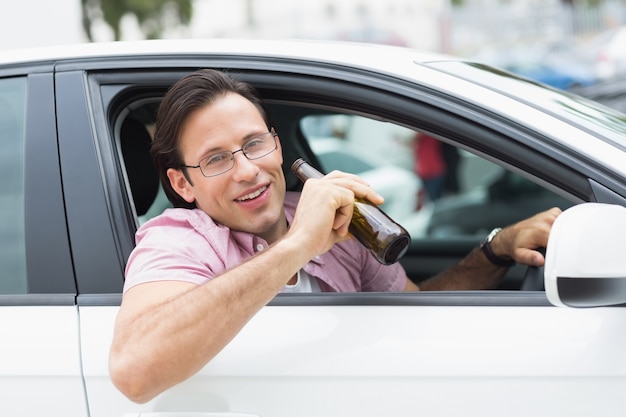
515, 248, 545, 267
333, 210, 352, 237
323, 171, 384, 205
341, 180, 384, 205
325, 170, 369, 184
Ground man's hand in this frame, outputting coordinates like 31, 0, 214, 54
414, 207, 563, 292
288, 170, 384, 256
491, 207, 562, 267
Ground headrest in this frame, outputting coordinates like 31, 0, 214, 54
120, 117, 159, 216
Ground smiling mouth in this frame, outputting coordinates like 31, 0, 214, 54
236, 185, 268, 202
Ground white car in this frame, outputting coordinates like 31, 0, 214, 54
586, 25, 626, 80
2, 39, 626, 417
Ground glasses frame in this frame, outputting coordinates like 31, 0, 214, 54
181, 132, 278, 178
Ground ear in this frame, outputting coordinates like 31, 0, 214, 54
167, 168, 196, 204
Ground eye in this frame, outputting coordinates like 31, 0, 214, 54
244, 137, 264, 150
202, 152, 230, 168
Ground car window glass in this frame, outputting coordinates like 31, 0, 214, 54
300, 114, 572, 240
0, 77, 27, 293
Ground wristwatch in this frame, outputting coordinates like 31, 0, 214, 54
480, 227, 516, 267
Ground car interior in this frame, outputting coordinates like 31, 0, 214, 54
114, 86, 573, 294
120, 115, 159, 218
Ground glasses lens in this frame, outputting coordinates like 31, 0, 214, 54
200, 152, 233, 177
244, 133, 277, 159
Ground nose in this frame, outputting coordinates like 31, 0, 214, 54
230, 151, 260, 182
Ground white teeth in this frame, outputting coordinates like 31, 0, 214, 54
236, 186, 267, 202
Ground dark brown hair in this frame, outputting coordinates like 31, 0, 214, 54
152, 69, 271, 208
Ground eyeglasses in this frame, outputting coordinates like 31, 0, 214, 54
181, 132, 278, 177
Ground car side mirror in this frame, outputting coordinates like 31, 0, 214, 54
545, 203, 626, 307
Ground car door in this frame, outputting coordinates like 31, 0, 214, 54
74, 54, 626, 417
0, 71, 87, 415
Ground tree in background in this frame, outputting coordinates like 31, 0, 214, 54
82, 0, 193, 41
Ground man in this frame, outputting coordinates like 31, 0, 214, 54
109, 69, 561, 403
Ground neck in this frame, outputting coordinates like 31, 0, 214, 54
257, 212, 289, 245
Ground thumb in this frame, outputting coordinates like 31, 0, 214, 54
516, 248, 546, 267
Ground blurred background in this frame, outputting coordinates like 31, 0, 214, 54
3, 0, 626, 105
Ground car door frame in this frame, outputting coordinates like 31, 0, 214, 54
76, 57, 608, 292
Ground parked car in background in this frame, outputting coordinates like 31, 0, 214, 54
3, 39, 626, 417
584, 25, 626, 80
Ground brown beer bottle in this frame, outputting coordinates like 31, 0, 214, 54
291, 158, 411, 265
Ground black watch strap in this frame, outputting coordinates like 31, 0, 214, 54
480, 228, 516, 268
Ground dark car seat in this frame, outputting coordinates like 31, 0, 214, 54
120, 116, 159, 217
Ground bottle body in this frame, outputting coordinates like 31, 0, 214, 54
291, 158, 411, 265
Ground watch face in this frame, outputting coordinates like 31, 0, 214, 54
480, 227, 515, 267
486, 227, 502, 243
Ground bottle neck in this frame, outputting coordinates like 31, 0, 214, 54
291, 158, 324, 181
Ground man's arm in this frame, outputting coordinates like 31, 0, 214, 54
109, 172, 383, 403
407, 207, 562, 291
109, 236, 311, 403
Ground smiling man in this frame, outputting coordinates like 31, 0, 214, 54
109, 69, 560, 403
172, 92, 288, 242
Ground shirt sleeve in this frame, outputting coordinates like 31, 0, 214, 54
123, 213, 220, 293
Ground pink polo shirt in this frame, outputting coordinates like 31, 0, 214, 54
124, 192, 407, 293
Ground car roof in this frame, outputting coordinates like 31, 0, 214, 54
0, 38, 456, 75
5, 38, 626, 178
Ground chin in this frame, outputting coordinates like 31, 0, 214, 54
250, 214, 284, 239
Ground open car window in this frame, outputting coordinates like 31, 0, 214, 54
300, 113, 573, 240
298, 113, 574, 291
